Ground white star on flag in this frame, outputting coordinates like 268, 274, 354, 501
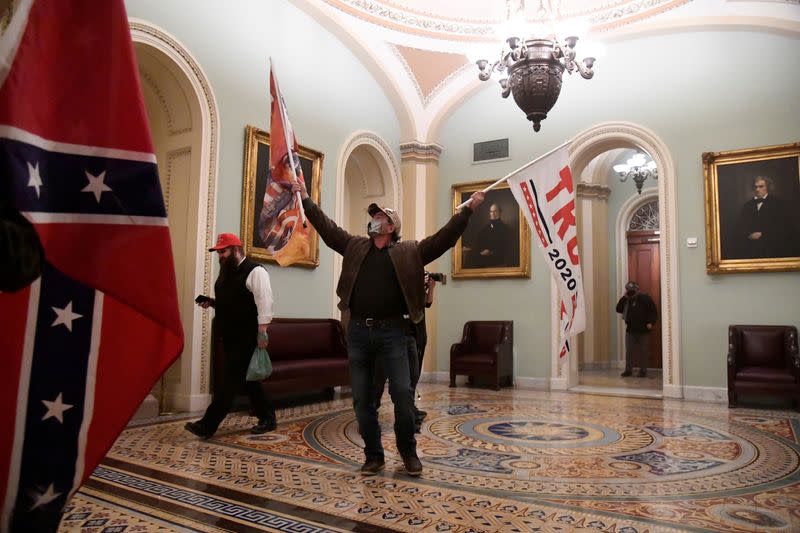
29, 483, 61, 511
51, 301, 83, 332
81, 170, 112, 203
41, 393, 74, 423
27, 161, 43, 198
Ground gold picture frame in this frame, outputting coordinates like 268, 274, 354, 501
452, 179, 531, 279
703, 141, 800, 273
241, 125, 323, 268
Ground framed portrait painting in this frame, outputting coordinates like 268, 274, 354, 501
241, 125, 323, 268
703, 142, 800, 273
452, 179, 531, 279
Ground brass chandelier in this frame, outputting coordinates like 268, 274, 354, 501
474, 0, 597, 132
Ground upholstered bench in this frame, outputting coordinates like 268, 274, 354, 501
261, 318, 350, 397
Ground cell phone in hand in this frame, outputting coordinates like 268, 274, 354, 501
195, 295, 212, 304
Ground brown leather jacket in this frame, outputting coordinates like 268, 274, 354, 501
302, 198, 473, 323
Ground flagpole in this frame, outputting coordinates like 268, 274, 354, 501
270, 58, 308, 227
455, 138, 572, 210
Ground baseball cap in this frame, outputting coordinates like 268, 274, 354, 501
625, 281, 639, 291
368, 203, 402, 236
209, 233, 242, 251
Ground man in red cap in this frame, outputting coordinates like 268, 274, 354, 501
293, 180, 484, 477
185, 233, 277, 437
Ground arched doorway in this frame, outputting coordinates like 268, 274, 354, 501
619, 193, 661, 370
130, 20, 219, 413
559, 122, 682, 398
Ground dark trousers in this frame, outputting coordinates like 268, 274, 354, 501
374, 336, 420, 412
201, 341, 275, 432
348, 321, 416, 460
624, 332, 650, 372
411, 325, 427, 391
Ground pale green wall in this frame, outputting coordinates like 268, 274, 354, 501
125, 0, 800, 390
125, 0, 401, 318
436, 29, 800, 387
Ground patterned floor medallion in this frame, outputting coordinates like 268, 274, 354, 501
64, 384, 800, 532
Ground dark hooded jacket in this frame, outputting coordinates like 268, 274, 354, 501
302, 198, 473, 323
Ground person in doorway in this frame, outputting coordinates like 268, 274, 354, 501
615, 281, 658, 377
185, 233, 277, 438
292, 179, 484, 477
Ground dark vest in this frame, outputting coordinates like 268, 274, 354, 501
214, 258, 260, 350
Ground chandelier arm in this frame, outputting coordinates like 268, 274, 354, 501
575, 60, 594, 79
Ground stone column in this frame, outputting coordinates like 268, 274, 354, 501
399, 141, 442, 382
576, 182, 611, 371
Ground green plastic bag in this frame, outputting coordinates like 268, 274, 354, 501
246, 346, 272, 381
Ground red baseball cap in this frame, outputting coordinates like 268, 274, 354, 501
209, 233, 242, 251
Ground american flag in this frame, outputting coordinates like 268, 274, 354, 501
0, 1, 183, 530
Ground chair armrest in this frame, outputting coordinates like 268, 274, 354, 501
451, 343, 467, 358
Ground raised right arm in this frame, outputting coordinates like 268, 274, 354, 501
301, 198, 352, 255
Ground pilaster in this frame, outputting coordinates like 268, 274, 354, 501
400, 141, 442, 378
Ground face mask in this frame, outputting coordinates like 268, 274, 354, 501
368, 218, 388, 237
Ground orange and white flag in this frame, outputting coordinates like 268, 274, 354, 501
258, 61, 310, 266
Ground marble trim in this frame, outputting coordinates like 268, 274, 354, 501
683, 385, 727, 404
400, 140, 442, 163
576, 181, 611, 200
130, 19, 219, 406
565, 122, 681, 399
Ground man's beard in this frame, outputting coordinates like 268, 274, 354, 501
219, 253, 238, 278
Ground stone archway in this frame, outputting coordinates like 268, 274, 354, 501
130, 19, 219, 412
562, 122, 682, 398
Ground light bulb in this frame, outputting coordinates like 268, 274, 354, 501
629, 153, 647, 167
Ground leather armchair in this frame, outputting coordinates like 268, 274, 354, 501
450, 321, 513, 390
727, 325, 800, 410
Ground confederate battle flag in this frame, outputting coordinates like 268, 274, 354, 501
0, 1, 183, 531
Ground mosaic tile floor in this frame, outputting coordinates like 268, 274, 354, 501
61, 384, 800, 532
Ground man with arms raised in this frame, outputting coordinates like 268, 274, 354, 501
293, 180, 483, 476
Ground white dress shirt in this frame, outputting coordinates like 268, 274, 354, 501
238, 257, 274, 325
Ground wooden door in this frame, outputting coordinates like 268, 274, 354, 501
626, 230, 662, 369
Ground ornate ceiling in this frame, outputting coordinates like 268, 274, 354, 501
295, 0, 800, 141
319, 0, 694, 39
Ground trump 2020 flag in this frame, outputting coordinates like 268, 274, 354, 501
0, 1, 183, 531
260, 62, 311, 267
507, 143, 586, 359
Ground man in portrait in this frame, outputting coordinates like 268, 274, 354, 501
736, 175, 798, 259
463, 203, 513, 268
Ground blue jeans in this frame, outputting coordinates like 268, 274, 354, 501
347, 321, 417, 460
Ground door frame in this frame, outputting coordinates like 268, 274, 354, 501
556, 122, 682, 398
625, 227, 663, 369
130, 19, 219, 411
617, 189, 659, 368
